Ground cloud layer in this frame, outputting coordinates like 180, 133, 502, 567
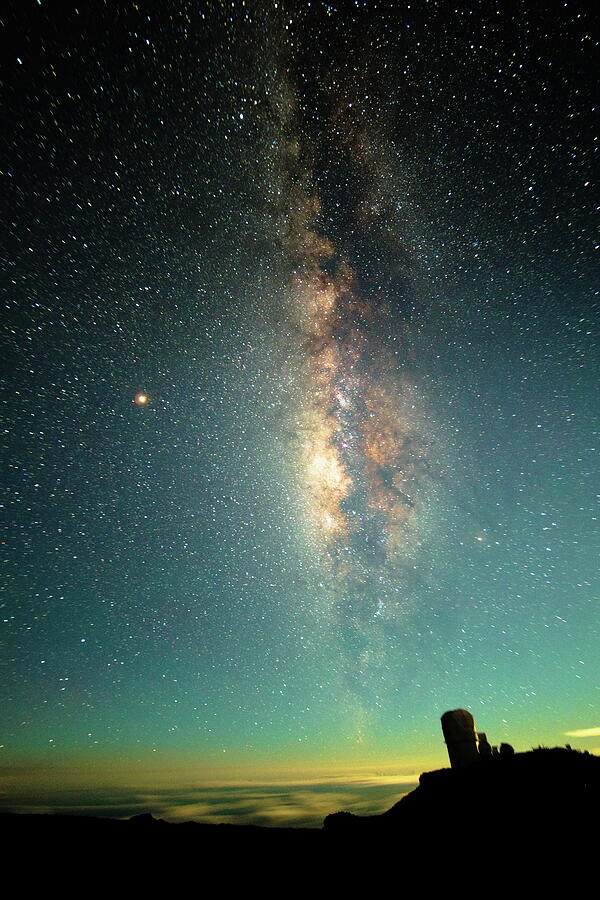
0, 772, 419, 828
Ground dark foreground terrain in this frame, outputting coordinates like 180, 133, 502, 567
325, 746, 599, 833
3, 749, 597, 887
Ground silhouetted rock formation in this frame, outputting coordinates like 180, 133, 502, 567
441, 709, 514, 768
477, 731, 492, 757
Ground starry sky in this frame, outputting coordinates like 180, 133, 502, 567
2, 0, 598, 827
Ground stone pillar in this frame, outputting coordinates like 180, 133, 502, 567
441, 709, 480, 768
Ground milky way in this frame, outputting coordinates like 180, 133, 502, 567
262, 33, 445, 722
287, 139, 430, 572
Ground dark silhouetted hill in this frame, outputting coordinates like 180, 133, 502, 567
324, 746, 598, 847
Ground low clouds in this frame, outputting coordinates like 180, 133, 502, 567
564, 727, 600, 738
0, 773, 419, 829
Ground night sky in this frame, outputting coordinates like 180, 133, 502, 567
2, 0, 598, 827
